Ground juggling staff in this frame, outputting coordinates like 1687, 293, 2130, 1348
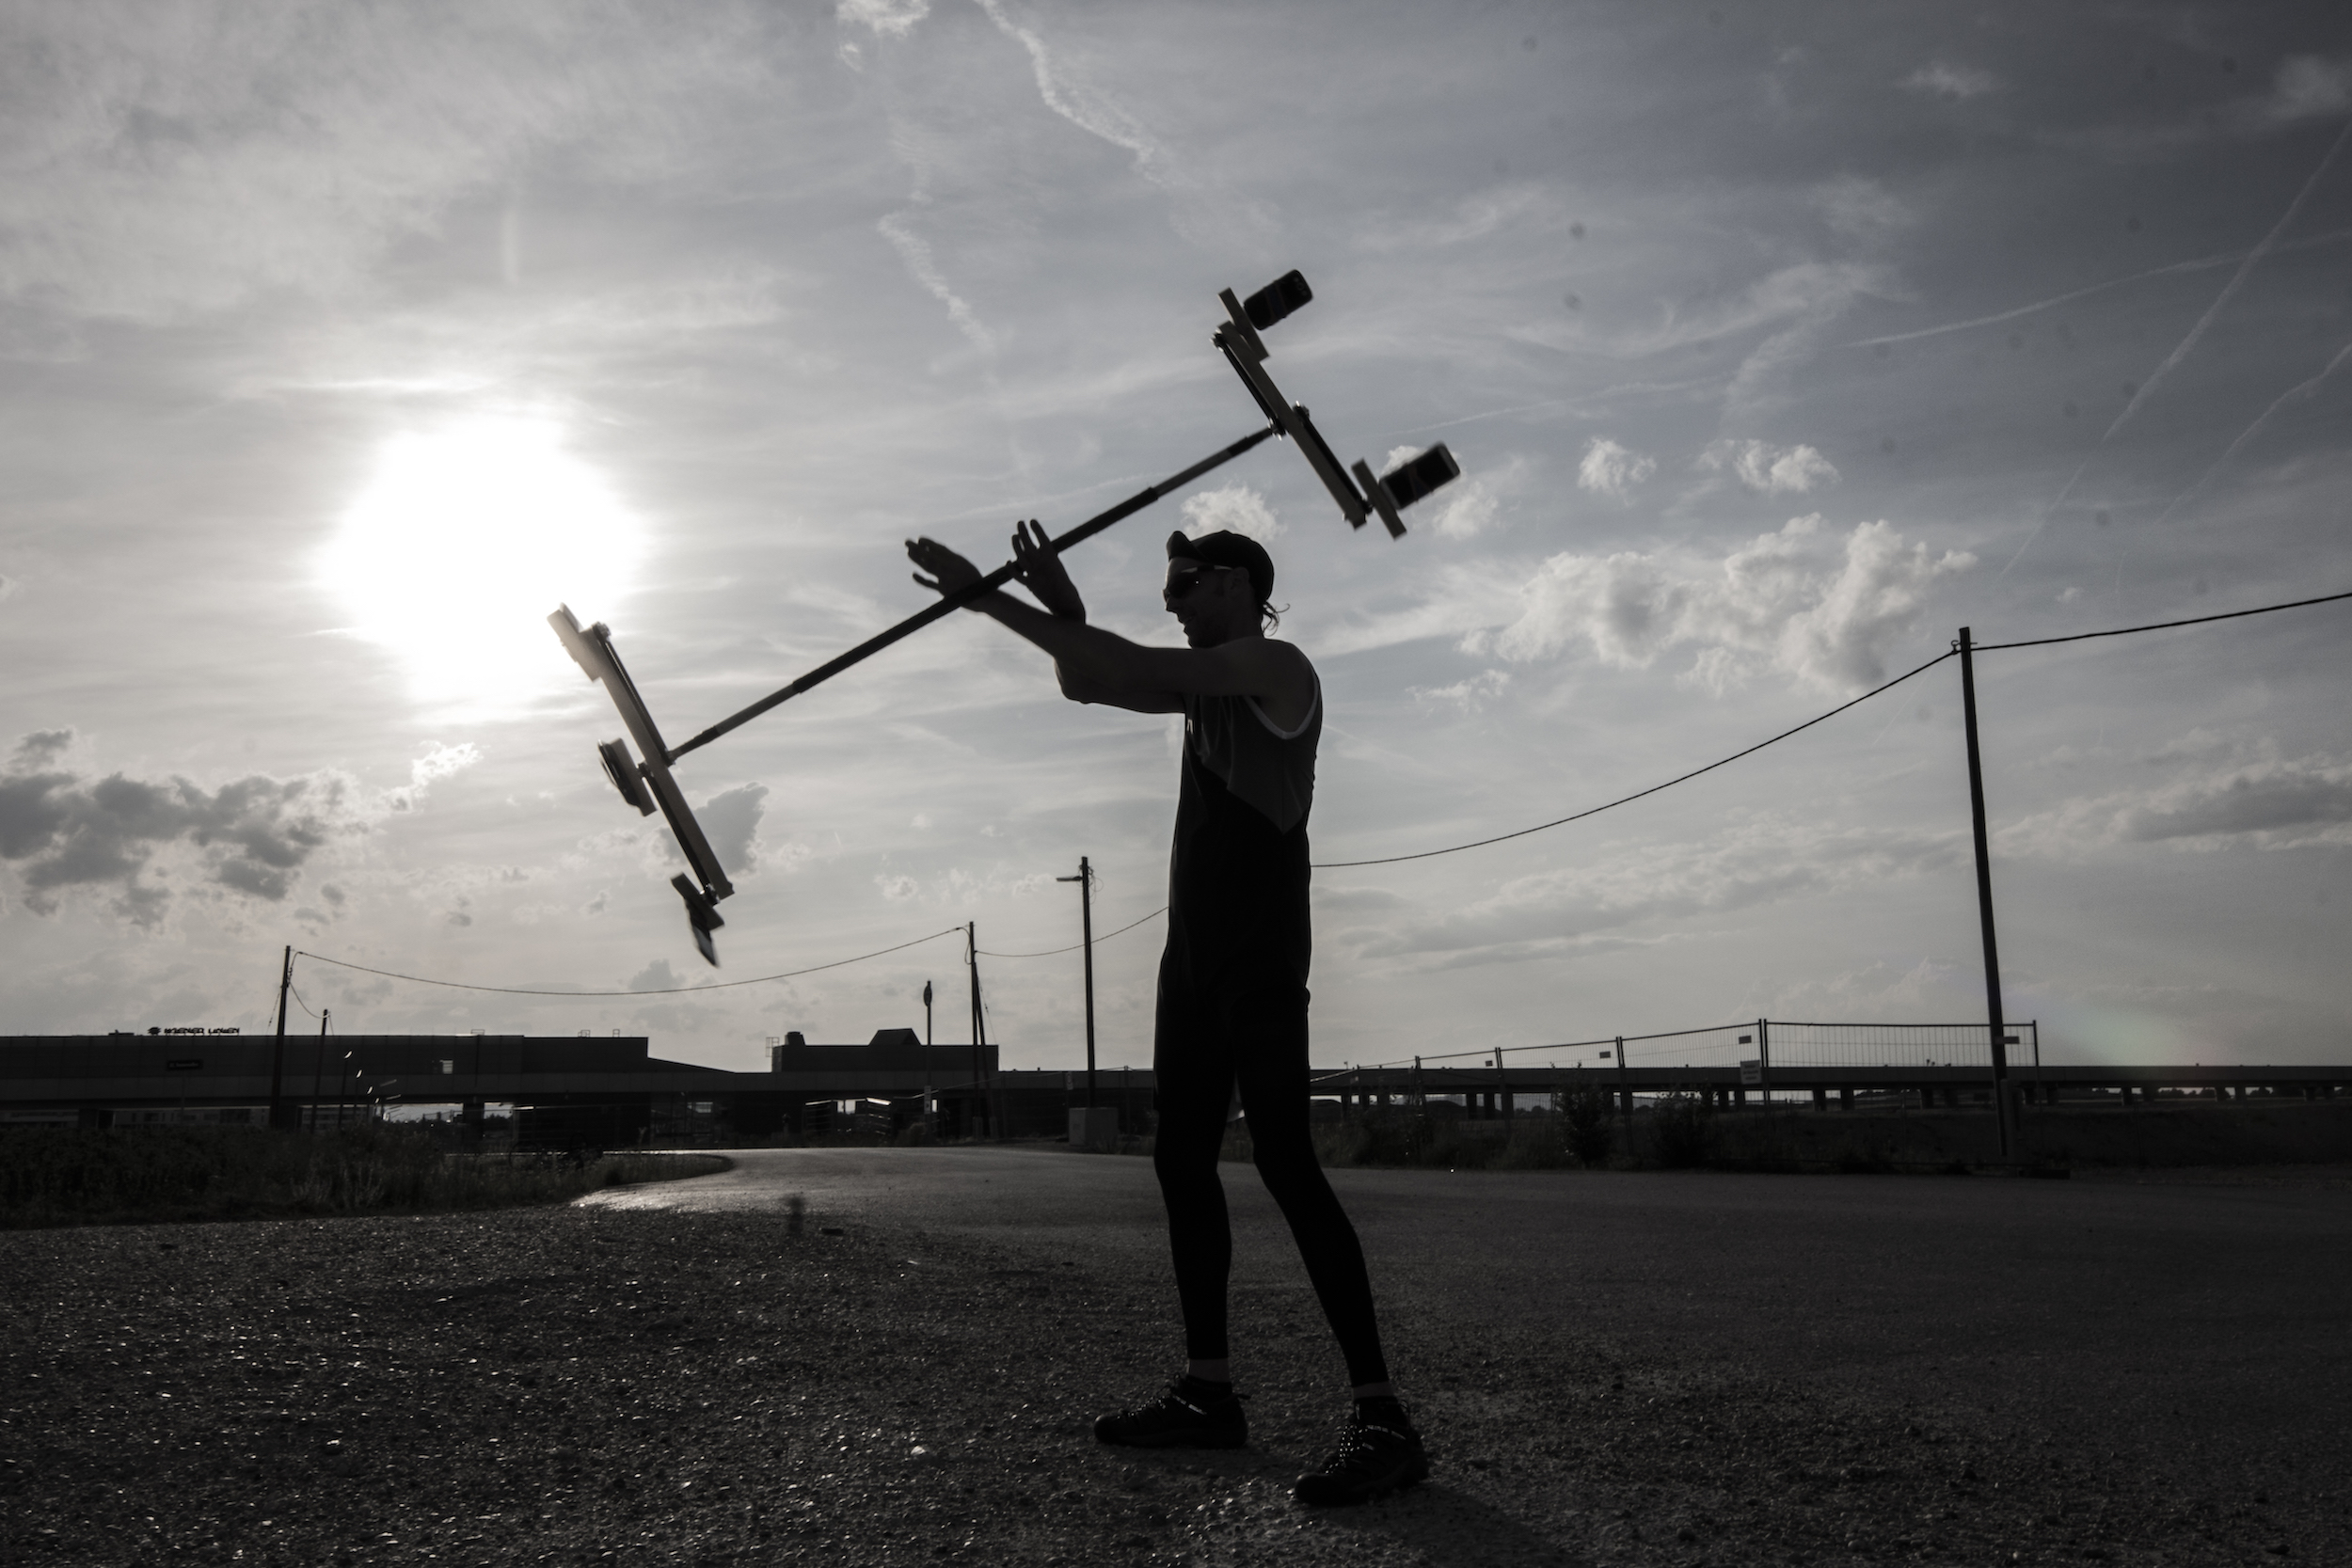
551, 272, 1462, 963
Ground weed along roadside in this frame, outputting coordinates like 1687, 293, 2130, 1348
0, 1126, 729, 1227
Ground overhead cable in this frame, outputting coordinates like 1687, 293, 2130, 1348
1312, 649, 1958, 869
295, 927, 965, 998
1971, 587, 2352, 652
1314, 585, 2350, 871
978, 907, 1168, 958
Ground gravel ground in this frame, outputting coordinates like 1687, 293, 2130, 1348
5, 1155, 2346, 1567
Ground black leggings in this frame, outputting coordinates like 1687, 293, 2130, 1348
1152, 976, 1390, 1388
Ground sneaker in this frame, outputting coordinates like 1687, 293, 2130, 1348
1293, 1402, 1429, 1506
1092, 1378, 1248, 1449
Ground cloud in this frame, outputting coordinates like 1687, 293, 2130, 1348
1812, 175, 1914, 244
0, 7, 779, 322
1382, 447, 1500, 538
1179, 483, 1281, 542
1577, 437, 1657, 499
1409, 670, 1510, 713
876, 873, 918, 900
697, 783, 769, 878
972, 0, 1168, 186
2271, 56, 2352, 122
11, 730, 73, 769
628, 958, 686, 992
876, 213, 995, 353
385, 742, 483, 812
2001, 752, 2352, 859
1901, 63, 1996, 101
837, 0, 930, 39
1475, 516, 1972, 694
1701, 439, 1839, 494
0, 742, 360, 924
1340, 815, 1963, 970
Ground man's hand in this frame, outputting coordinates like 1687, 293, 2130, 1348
906, 536, 986, 601
1009, 518, 1086, 622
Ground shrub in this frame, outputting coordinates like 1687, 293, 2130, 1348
1648, 1090, 1716, 1168
1556, 1083, 1617, 1168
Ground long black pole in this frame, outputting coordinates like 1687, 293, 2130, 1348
1958, 627, 2015, 1158
1080, 858, 1097, 1110
309, 1008, 328, 1133
268, 945, 293, 1132
667, 422, 1282, 761
966, 923, 985, 1140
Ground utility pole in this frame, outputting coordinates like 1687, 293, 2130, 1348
966, 923, 990, 1139
1057, 857, 1098, 1108
269, 945, 294, 1132
1958, 626, 2016, 1159
923, 980, 933, 1047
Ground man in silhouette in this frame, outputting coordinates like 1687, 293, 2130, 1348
906, 521, 1425, 1506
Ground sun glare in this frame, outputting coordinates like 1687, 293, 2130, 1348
320, 415, 645, 708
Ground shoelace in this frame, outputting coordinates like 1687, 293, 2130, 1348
1325, 1418, 1408, 1466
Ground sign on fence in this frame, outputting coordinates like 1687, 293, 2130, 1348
1739, 1059, 1762, 1086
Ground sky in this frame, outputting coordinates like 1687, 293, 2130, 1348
3, 1, 2349, 1078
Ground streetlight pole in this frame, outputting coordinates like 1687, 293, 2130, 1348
1056, 857, 1098, 1108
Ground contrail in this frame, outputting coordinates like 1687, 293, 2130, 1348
2000, 119, 2352, 580
2105, 119, 2352, 442
1840, 228, 2352, 349
2153, 333, 2352, 526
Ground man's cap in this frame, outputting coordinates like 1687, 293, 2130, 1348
1167, 530, 1275, 605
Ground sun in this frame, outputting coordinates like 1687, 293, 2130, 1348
320, 414, 646, 708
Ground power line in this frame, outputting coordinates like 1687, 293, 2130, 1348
1313, 648, 1957, 869
281, 591, 2348, 1001
977, 906, 1167, 958
1971, 587, 2352, 652
1311, 585, 2350, 871
295, 927, 965, 998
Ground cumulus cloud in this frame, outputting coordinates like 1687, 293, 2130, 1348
1901, 63, 1996, 101
1382, 448, 1499, 537
1179, 483, 1282, 542
0, 734, 360, 924
1577, 437, 1657, 499
1702, 439, 1840, 494
1472, 516, 1972, 694
385, 742, 482, 812
2001, 751, 2352, 860
697, 783, 769, 878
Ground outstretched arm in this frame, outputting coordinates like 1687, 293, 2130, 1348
906, 534, 1306, 715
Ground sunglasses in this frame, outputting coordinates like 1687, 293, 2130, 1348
1163, 562, 1233, 599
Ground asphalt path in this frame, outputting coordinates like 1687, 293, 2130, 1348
577, 1146, 2352, 1563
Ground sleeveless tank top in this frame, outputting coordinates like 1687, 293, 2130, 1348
1163, 668, 1320, 996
